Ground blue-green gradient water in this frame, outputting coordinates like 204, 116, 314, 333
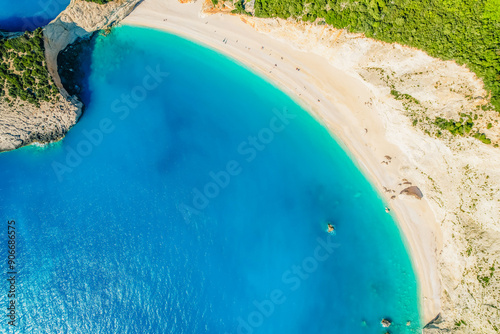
0, 0, 70, 31
0, 26, 421, 333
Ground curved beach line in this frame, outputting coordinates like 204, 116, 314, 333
121, 0, 442, 324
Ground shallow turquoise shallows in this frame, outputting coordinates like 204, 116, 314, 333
0, 26, 421, 333
0, 0, 70, 31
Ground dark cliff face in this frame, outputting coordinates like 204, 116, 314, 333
57, 33, 98, 108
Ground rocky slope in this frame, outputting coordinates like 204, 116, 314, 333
0, 99, 79, 152
0, 0, 141, 152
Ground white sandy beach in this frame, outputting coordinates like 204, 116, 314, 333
122, 0, 441, 323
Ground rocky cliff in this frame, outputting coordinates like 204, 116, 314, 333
0, 0, 141, 152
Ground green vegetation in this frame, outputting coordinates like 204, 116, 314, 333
473, 132, 492, 144
390, 89, 420, 105
435, 116, 474, 136
232, 0, 251, 14
477, 265, 495, 287
477, 274, 491, 287
466, 245, 473, 256
434, 116, 493, 144
252, 0, 500, 110
0, 28, 59, 107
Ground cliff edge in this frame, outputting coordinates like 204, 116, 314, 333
44, 0, 142, 95
0, 0, 141, 152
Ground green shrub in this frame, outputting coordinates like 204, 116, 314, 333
434, 117, 481, 140
232, 0, 251, 14
473, 132, 492, 144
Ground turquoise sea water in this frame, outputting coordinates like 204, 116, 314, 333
0, 26, 421, 333
0, 0, 70, 31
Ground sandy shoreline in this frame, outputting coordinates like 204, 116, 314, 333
122, 0, 441, 324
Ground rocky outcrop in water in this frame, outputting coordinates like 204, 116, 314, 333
0, 0, 141, 152
381, 318, 392, 328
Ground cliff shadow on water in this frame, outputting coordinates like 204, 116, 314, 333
58, 32, 99, 111
0, 16, 54, 32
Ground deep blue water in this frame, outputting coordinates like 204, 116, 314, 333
0, 0, 70, 32
0, 26, 421, 333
